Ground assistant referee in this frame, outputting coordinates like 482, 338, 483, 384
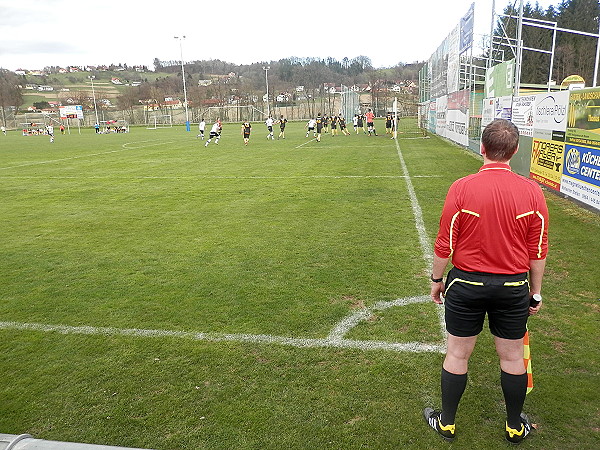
424, 119, 549, 444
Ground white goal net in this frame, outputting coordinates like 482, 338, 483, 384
147, 115, 173, 129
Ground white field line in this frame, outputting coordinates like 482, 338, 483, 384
0, 140, 175, 171
121, 140, 176, 150
393, 138, 447, 341
0, 175, 442, 180
328, 295, 430, 340
397, 136, 431, 140
0, 316, 445, 354
294, 138, 317, 149
393, 139, 433, 267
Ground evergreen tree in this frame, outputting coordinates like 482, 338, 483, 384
494, 0, 600, 86
554, 0, 600, 85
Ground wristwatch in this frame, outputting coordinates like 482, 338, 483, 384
430, 274, 443, 283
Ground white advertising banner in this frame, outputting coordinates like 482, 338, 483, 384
533, 91, 569, 140
59, 105, 84, 120
512, 95, 536, 137
446, 90, 469, 147
428, 99, 437, 134
447, 25, 461, 95
436, 95, 448, 138
482, 97, 495, 130
494, 96, 513, 121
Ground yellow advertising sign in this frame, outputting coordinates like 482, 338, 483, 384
567, 88, 600, 148
530, 138, 565, 191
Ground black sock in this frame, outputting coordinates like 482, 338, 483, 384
501, 370, 528, 429
441, 368, 467, 425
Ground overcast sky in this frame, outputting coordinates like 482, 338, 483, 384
0, 0, 559, 71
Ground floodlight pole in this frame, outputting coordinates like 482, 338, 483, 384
488, 0, 496, 69
595, 23, 600, 87
263, 66, 270, 117
88, 75, 99, 128
175, 36, 190, 131
513, 0, 524, 98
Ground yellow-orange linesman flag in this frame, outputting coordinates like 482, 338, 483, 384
523, 330, 533, 394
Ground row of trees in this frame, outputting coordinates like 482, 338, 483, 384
496, 0, 600, 85
0, 70, 23, 125
0, 56, 422, 126
117, 57, 421, 124
107, 57, 422, 124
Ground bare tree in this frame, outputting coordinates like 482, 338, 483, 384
116, 88, 140, 124
0, 70, 23, 126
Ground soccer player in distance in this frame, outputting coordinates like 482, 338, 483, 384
241, 120, 251, 146
277, 115, 287, 139
197, 118, 206, 139
425, 119, 548, 444
315, 113, 323, 142
265, 116, 275, 140
204, 119, 222, 147
365, 108, 376, 136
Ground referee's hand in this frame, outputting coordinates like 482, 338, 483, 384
431, 282, 445, 305
529, 300, 542, 315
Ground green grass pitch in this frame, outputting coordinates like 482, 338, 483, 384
0, 119, 598, 449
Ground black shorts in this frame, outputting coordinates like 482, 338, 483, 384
443, 267, 530, 339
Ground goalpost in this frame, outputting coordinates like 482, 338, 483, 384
200, 105, 263, 123
393, 97, 427, 138
147, 114, 173, 129
20, 111, 60, 136
339, 87, 360, 125
99, 120, 129, 133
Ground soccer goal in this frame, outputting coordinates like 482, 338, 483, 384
99, 120, 129, 133
200, 105, 262, 123
393, 97, 427, 138
339, 88, 361, 125
147, 114, 173, 129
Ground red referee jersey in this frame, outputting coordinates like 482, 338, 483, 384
434, 162, 549, 274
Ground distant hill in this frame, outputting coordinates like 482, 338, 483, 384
18, 70, 164, 109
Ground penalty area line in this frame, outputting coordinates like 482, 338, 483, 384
295, 138, 317, 149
